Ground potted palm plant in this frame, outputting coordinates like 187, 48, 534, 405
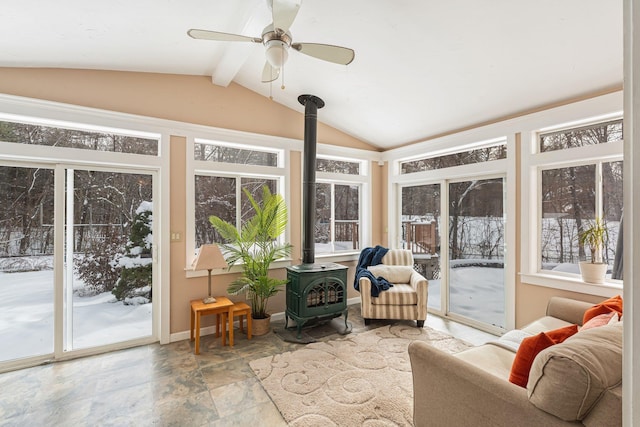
209, 186, 292, 335
578, 217, 608, 284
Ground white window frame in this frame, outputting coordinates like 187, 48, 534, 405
521, 116, 624, 296
314, 153, 369, 259
0, 93, 171, 371
185, 134, 291, 276
390, 137, 513, 333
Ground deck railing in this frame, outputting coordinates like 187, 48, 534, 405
402, 221, 437, 254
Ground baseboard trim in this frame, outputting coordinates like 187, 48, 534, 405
170, 298, 361, 343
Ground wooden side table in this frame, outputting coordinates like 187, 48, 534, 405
230, 301, 252, 341
190, 297, 233, 355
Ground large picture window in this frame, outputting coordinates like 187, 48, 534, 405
533, 118, 623, 282
194, 175, 278, 247
190, 138, 286, 254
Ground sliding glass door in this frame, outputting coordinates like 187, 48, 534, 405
400, 184, 442, 311
400, 176, 506, 331
448, 178, 505, 329
0, 165, 55, 362
0, 164, 154, 365
65, 168, 153, 350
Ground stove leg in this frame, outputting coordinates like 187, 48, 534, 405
296, 323, 303, 339
285, 314, 289, 329
343, 310, 349, 331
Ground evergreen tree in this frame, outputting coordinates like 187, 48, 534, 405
112, 201, 153, 304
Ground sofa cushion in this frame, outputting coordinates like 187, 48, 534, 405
367, 265, 414, 283
527, 321, 623, 421
454, 344, 517, 380
580, 311, 617, 330
371, 284, 417, 305
582, 295, 623, 324
509, 324, 578, 388
521, 316, 575, 335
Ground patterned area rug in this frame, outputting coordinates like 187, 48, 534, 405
250, 324, 472, 426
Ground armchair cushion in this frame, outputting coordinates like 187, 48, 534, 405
371, 284, 418, 305
367, 265, 414, 283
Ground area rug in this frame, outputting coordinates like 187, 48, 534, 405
250, 324, 473, 426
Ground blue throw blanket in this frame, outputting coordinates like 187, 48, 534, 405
354, 245, 392, 297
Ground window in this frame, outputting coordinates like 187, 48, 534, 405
400, 143, 506, 174
194, 175, 278, 247
0, 119, 158, 155
314, 157, 366, 255
190, 138, 286, 253
194, 139, 278, 166
539, 119, 622, 152
530, 118, 623, 283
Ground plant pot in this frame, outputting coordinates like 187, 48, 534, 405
252, 314, 271, 336
579, 261, 608, 284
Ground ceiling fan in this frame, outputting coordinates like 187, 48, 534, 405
187, 0, 355, 84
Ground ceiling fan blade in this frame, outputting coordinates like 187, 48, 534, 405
271, 0, 302, 32
187, 29, 261, 43
261, 62, 280, 83
292, 43, 355, 65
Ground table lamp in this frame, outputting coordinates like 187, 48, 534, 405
192, 244, 228, 304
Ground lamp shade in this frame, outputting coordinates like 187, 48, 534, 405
191, 244, 228, 271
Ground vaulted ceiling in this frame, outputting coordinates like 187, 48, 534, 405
0, 1, 622, 149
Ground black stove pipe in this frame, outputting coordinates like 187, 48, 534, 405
298, 94, 325, 265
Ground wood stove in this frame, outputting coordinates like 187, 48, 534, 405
285, 94, 351, 339
285, 263, 348, 338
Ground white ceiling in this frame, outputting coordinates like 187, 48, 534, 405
0, 1, 622, 150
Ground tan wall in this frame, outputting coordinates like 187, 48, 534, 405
516, 284, 605, 327
0, 67, 380, 335
0, 67, 614, 337
0, 68, 376, 151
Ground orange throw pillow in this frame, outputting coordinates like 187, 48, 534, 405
582, 295, 623, 325
509, 324, 579, 388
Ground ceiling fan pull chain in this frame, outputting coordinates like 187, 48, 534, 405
281, 48, 286, 90
269, 79, 274, 100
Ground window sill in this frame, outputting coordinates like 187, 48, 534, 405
184, 258, 293, 278
519, 272, 623, 298
313, 252, 360, 263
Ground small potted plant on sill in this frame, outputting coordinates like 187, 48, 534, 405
578, 217, 608, 284
209, 186, 292, 336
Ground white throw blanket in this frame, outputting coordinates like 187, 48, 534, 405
489, 329, 532, 352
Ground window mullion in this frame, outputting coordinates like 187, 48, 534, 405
596, 162, 604, 219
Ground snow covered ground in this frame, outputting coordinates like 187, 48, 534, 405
428, 266, 505, 329
1, 260, 505, 362
0, 269, 151, 362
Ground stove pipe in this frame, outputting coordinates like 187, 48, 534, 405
298, 94, 325, 265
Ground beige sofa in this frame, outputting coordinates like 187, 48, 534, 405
408, 297, 623, 427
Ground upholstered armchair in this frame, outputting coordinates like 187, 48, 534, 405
358, 249, 428, 327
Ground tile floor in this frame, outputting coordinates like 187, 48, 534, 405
0, 304, 495, 426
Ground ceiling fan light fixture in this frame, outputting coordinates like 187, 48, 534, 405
265, 39, 289, 68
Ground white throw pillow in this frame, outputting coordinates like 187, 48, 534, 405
367, 265, 414, 283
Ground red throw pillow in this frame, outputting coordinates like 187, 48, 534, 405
582, 295, 623, 325
509, 324, 579, 388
